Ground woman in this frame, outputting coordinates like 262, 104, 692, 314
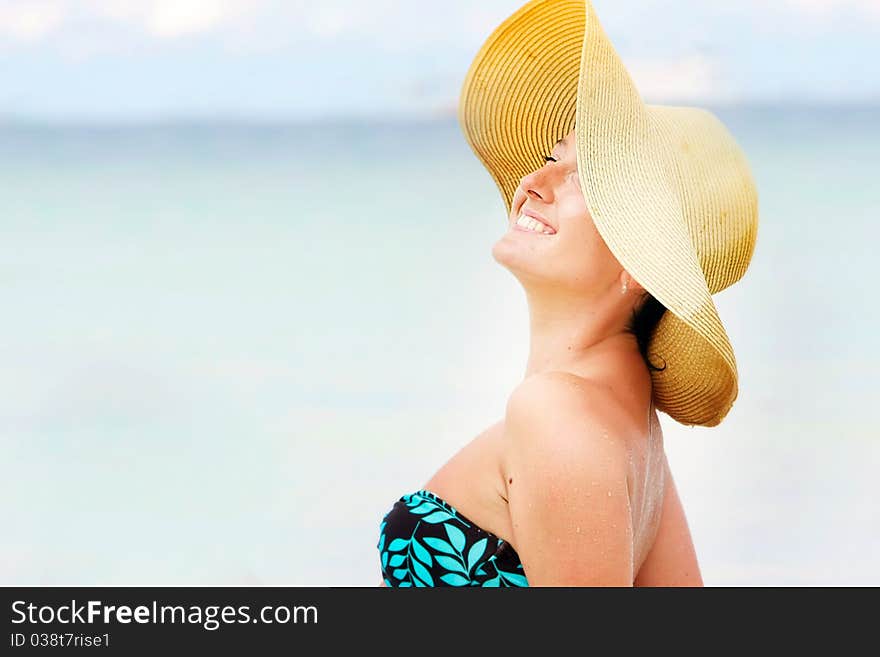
376, 0, 758, 587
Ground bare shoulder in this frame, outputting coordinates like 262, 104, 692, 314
501, 371, 635, 585
633, 452, 703, 587
505, 370, 631, 442
503, 371, 634, 471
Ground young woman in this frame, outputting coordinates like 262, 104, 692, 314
376, 0, 758, 587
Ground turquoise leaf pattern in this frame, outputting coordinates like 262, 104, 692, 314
445, 524, 466, 552
440, 573, 470, 586
411, 557, 433, 586
423, 537, 457, 556
434, 555, 467, 574
408, 502, 438, 515
377, 490, 529, 588
411, 538, 432, 567
499, 570, 528, 587
421, 511, 455, 524
466, 538, 488, 573
386, 538, 409, 552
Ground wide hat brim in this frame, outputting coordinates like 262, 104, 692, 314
458, 0, 759, 427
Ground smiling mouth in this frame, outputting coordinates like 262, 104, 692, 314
513, 213, 556, 235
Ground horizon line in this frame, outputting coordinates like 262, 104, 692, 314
2, 99, 878, 128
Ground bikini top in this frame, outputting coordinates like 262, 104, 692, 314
378, 403, 655, 587
377, 489, 528, 587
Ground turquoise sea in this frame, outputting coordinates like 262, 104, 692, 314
2, 104, 878, 585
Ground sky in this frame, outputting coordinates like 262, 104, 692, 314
0, 0, 878, 121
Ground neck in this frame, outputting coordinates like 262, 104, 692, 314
521, 281, 640, 380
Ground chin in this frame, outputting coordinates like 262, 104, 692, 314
491, 240, 541, 282
491, 237, 516, 269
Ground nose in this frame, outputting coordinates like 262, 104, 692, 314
519, 166, 553, 205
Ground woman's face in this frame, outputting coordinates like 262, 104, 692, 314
492, 128, 624, 298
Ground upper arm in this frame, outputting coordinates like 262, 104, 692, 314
633, 453, 703, 587
503, 372, 635, 586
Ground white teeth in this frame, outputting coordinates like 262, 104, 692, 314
516, 214, 554, 235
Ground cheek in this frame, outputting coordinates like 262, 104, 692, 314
557, 208, 619, 276
557, 193, 600, 253
551, 183, 622, 280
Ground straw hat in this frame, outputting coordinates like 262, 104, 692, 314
458, 0, 759, 427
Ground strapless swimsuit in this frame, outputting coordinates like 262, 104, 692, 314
377, 489, 528, 587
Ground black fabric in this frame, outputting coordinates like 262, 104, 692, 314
377, 489, 528, 587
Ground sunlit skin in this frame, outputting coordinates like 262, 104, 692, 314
492, 127, 648, 380
380, 128, 702, 587
490, 127, 667, 585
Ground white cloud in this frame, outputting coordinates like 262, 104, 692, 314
626, 53, 740, 103
148, 0, 238, 38
758, 0, 880, 22
303, 5, 363, 39
0, 1, 620, 51
0, 0, 266, 44
83, 0, 382, 42
88, 0, 258, 39
0, 1, 65, 42
783, 0, 880, 15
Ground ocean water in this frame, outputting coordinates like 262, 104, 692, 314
1, 105, 878, 586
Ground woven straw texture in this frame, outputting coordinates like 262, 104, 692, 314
458, 0, 759, 427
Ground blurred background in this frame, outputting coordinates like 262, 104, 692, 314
1, 0, 878, 586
